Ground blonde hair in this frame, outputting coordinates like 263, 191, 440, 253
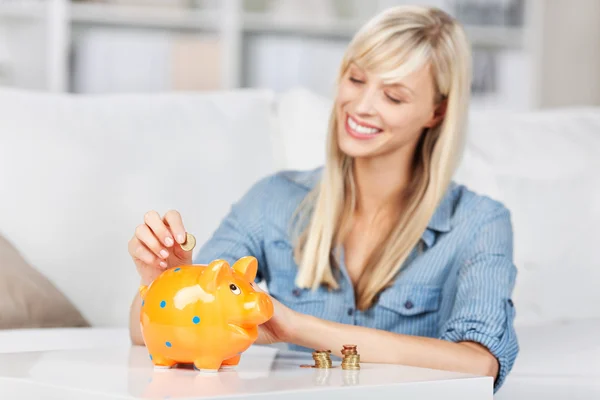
291, 6, 472, 311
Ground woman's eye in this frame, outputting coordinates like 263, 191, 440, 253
386, 94, 402, 104
349, 76, 364, 84
229, 284, 241, 295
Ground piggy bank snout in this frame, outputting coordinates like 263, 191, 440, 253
242, 292, 274, 326
257, 292, 274, 321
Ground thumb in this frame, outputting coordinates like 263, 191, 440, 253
251, 281, 270, 295
173, 245, 193, 263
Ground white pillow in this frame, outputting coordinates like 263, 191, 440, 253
275, 87, 331, 170
0, 88, 277, 326
457, 107, 600, 325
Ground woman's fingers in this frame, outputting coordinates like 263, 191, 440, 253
163, 210, 187, 244
129, 236, 166, 268
135, 223, 169, 260
129, 209, 189, 278
144, 210, 175, 247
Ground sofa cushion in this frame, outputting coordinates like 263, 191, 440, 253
456, 108, 600, 325
0, 88, 277, 326
0, 234, 89, 329
496, 319, 600, 399
510, 319, 600, 377
274, 87, 331, 171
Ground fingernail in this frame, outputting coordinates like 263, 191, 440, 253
160, 250, 169, 259
177, 234, 185, 243
165, 237, 174, 247
160, 261, 167, 268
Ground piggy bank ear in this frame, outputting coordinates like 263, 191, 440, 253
203, 259, 232, 290
232, 256, 258, 281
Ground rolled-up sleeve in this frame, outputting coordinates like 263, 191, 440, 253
440, 204, 519, 392
192, 175, 273, 283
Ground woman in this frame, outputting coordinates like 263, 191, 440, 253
128, 5, 518, 393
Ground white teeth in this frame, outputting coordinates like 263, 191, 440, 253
347, 116, 380, 135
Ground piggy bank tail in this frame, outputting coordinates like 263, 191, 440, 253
139, 285, 149, 300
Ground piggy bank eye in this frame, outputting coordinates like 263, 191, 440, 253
229, 284, 241, 295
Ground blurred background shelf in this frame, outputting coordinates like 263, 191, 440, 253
464, 25, 523, 50
243, 13, 523, 49
243, 12, 364, 39
0, 0, 599, 111
70, 3, 220, 31
0, 0, 46, 20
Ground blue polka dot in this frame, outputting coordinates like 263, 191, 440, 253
160, 300, 166, 308
192, 316, 200, 324
165, 341, 172, 348
149, 354, 153, 361
174, 267, 181, 272
142, 300, 145, 307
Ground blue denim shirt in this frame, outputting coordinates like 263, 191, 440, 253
193, 168, 518, 392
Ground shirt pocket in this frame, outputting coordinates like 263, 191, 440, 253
264, 239, 296, 278
374, 284, 442, 337
276, 285, 332, 321
267, 264, 332, 321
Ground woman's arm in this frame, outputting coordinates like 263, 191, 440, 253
290, 311, 498, 378
129, 292, 144, 345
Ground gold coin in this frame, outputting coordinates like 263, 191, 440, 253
300, 364, 314, 368
180, 233, 196, 252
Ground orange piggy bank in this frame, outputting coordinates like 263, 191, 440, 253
139, 256, 274, 372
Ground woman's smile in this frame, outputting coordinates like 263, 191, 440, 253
344, 113, 384, 140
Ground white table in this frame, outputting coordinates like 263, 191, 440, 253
0, 328, 492, 399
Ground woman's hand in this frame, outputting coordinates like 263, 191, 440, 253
255, 293, 299, 345
128, 210, 193, 285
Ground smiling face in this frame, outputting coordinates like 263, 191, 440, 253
336, 62, 442, 160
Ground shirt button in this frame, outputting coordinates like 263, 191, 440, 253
508, 299, 514, 307
292, 288, 301, 297
404, 300, 414, 310
347, 308, 354, 316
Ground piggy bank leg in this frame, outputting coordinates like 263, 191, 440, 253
193, 357, 222, 373
220, 354, 241, 370
151, 354, 177, 369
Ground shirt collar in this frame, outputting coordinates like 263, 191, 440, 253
421, 182, 456, 248
307, 167, 455, 248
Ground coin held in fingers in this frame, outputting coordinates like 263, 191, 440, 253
180, 233, 196, 252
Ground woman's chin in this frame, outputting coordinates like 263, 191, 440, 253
338, 142, 377, 159
338, 134, 381, 158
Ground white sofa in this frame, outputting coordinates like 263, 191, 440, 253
0, 87, 598, 398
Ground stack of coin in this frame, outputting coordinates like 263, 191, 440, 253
312, 350, 333, 369
341, 344, 360, 370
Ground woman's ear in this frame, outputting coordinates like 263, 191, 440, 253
424, 98, 447, 128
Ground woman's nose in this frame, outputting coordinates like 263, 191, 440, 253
354, 87, 378, 116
